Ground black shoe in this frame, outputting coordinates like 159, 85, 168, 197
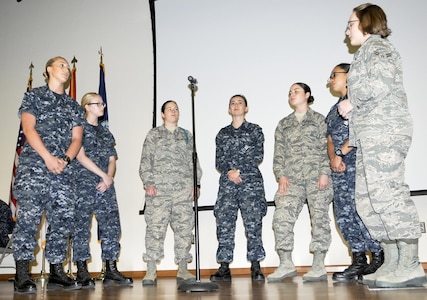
47, 263, 82, 291
76, 261, 95, 289
210, 262, 231, 282
363, 250, 384, 275
14, 260, 37, 294
103, 260, 133, 286
251, 261, 265, 282
332, 252, 368, 282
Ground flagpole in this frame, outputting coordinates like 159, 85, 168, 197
93, 47, 107, 281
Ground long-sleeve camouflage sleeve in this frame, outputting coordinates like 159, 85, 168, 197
139, 125, 202, 189
273, 109, 330, 181
215, 120, 264, 175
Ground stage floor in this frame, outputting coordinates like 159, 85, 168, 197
2, 275, 427, 300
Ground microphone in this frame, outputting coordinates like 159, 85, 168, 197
188, 76, 197, 84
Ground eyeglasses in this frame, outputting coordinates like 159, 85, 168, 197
327, 72, 347, 83
87, 102, 106, 108
346, 20, 359, 31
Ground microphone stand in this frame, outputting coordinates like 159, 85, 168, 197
178, 78, 219, 293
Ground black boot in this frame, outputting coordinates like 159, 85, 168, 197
210, 262, 231, 282
76, 261, 95, 289
363, 250, 384, 275
251, 261, 265, 282
47, 263, 82, 291
103, 260, 133, 286
14, 260, 37, 294
332, 252, 368, 282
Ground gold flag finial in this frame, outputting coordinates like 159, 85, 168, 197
29, 62, 34, 77
98, 47, 103, 65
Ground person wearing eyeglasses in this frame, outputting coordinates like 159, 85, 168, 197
326, 63, 383, 282
338, 3, 426, 288
139, 100, 202, 286
71, 92, 133, 288
268, 83, 333, 283
12, 56, 84, 293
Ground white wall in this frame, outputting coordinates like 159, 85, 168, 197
1, 0, 427, 275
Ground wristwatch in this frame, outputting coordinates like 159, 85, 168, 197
335, 148, 345, 158
62, 154, 71, 164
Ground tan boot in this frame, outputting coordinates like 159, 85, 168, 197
176, 261, 195, 283
142, 261, 157, 286
376, 239, 426, 288
267, 250, 297, 282
302, 251, 327, 282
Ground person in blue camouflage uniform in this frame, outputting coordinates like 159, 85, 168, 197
210, 95, 267, 282
71, 92, 132, 288
326, 63, 383, 282
0, 200, 15, 248
139, 100, 202, 286
268, 83, 333, 283
339, 4, 426, 288
12, 56, 84, 293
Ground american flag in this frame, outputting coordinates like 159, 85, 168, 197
98, 49, 109, 128
9, 63, 33, 219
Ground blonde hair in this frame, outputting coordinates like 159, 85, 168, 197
80, 92, 100, 115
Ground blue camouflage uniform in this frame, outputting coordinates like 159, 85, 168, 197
326, 97, 381, 253
12, 85, 84, 264
72, 119, 121, 262
214, 120, 267, 263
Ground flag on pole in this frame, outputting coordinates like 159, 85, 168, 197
98, 48, 109, 128
68, 56, 77, 100
9, 63, 34, 219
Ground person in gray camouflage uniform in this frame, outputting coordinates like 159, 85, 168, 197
71, 92, 133, 288
326, 63, 383, 282
338, 3, 426, 288
12, 56, 84, 293
139, 100, 202, 286
210, 95, 267, 282
268, 83, 333, 283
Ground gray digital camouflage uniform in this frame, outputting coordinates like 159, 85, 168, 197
12, 85, 85, 263
72, 119, 121, 262
214, 120, 267, 263
347, 35, 420, 241
139, 125, 202, 264
272, 108, 333, 253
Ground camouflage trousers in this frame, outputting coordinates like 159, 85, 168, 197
72, 178, 121, 262
214, 180, 267, 262
355, 137, 421, 241
12, 169, 75, 263
272, 177, 333, 252
143, 187, 194, 264
332, 169, 382, 253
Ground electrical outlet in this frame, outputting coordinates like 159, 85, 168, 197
420, 222, 426, 233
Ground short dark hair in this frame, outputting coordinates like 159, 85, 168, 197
161, 100, 177, 113
229, 94, 248, 106
294, 82, 315, 104
336, 63, 350, 73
